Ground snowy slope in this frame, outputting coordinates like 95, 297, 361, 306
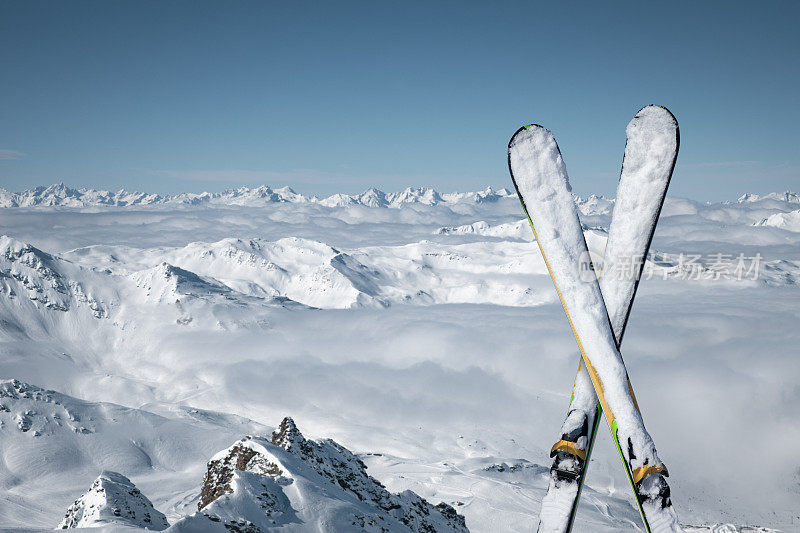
1, 185, 799, 531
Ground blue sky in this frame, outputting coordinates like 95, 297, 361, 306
0, 1, 798, 200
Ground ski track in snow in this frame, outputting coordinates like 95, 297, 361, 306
0, 185, 799, 531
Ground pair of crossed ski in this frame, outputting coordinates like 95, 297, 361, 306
508, 106, 683, 533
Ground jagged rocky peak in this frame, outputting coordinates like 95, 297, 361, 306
270, 416, 304, 450
198, 439, 284, 512
59, 470, 168, 530
177, 416, 468, 532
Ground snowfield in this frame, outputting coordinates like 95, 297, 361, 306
0, 184, 798, 532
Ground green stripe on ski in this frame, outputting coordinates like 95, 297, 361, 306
611, 419, 651, 532
564, 401, 602, 532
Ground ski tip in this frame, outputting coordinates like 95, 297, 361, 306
636, 104, 678, 125
515, 123, 546, 134
507, 124, 563, 183
630, 105, 679, 147
508, 123, 550, 149
508, 124, 563, 169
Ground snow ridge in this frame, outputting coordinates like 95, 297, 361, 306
435, 219, 533, 240
753, 209, 800, 232
736, 191, 800, 203
0, 235, 106, 317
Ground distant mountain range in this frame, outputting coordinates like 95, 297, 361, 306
0, 183, 516, 208
4, 182, 797, 211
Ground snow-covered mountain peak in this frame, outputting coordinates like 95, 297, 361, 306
357, 187, 390, 208
169, 185, 307, 207
129, 262, 232, 303
474, 185, 504, 203
25, 183, 83, 207
271, 185, 299, 198
753, 209, 800, 231
575, 194, 615, 216
219, 185, 306, 205
1, 234, 55, 268
121, 256, 307, 329
389, 186, 443, 207
59, 470, 169, 530
0, 235, 74, 312
435, 219, 533, 240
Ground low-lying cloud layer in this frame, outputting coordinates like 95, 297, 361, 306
0, 185, 798, 531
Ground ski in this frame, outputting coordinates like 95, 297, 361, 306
507, 113, 682, 532
538, 105, 680, 533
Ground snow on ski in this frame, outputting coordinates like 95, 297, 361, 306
508, 119, 681, 532
537, 105, 680, 533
